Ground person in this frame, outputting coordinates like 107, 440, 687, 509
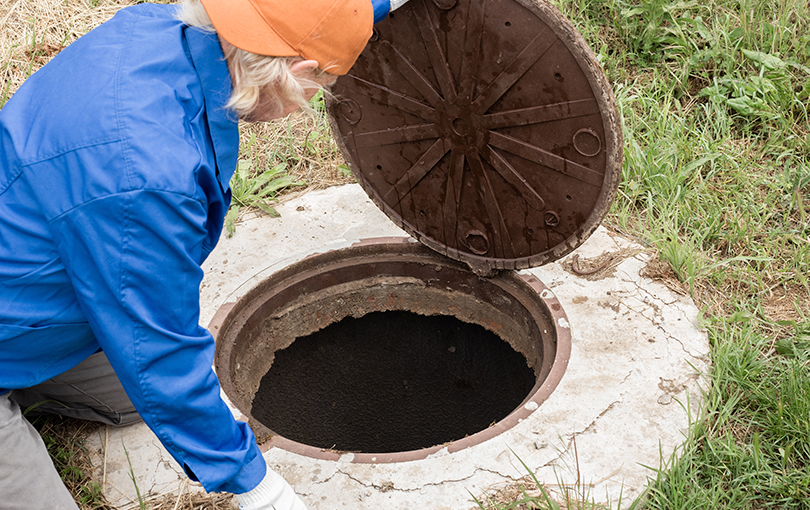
0, 0, 406, 508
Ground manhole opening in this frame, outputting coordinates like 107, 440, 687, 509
212, 240, 570, 461
252, 310, 536, 453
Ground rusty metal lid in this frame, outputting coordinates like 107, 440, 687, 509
327, 0, 622, 276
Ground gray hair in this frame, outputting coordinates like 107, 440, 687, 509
176, 1, 326, 119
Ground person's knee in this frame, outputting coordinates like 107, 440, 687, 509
111, 410, 143, 427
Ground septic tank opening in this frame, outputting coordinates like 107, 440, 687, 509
252, 310, 536, 453
211, 238, 570, 462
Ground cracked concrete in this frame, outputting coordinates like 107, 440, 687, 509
86, 184, 709, 509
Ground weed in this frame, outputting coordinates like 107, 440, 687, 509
28, 415, 110, 510
237, 90, 352, 192
225, 133, 303, 236
123, 443, 147, 510
563, 0, 810, 507
0, 78, 11, 109
471, 446, 642, 510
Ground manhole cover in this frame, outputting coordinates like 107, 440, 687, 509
328, 0, 622, 275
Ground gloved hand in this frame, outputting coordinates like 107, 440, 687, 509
371, 0, 411, 23
390, 0, 410, 11
235, 468, 307, 510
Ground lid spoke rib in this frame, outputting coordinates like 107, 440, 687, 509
450, 148, 465, 215
457, 0, 486, 104
480, 144, 545, 211
383, 138, 451, 206
414, 0, 458, 103
441, 149, 466, 251
472, 31, 557, 114
482, 98, 600, 130
467, 151, 513, 258
345, 75, 437, 122
488, 131, 604, 188
380, 41, 445, 109
353, 123, 440, 148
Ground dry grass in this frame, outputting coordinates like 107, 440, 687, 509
1, 0, 136, 101
471, 476, 545, 510
1, 0, 350, 199
143, 489, 237, 510
561, 246, 646, 282
29, 416, 112, 510
239, 113, 352, 201
29, 414, 240, 510
470, 474, 616, 510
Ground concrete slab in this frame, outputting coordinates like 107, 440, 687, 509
86, 184, 710, 509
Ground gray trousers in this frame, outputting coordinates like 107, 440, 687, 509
1, 351, 141, 509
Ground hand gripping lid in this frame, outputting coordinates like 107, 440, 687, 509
328, 0, 622, 276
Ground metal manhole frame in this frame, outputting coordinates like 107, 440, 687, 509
210, 238, 571, 463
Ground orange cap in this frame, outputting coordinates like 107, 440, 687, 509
199, 0, 373, 75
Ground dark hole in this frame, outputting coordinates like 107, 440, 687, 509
554, 73, 563, 81
566, 195, 572, 201
252, 310, 536, 453
376, 164, 382, 170
505, 21, 512, 27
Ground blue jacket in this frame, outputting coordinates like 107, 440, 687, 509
0, 4, 265, 494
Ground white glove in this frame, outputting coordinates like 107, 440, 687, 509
235, 468, 307, 510
390, 0, 410, 11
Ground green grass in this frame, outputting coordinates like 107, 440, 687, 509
228, 90, 351, 234
542, 0, 810, 507
643, 326, 810, 509
27, 416, 110, 509
3, 0, 809, 508
123, 443, 147, 510
476, 0, 809, 507
224, 132, 303, 236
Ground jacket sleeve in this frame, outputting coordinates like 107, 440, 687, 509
48, 188, 266, 494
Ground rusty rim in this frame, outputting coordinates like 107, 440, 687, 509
210, 238, 570, 463
328, 0, 622, 275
